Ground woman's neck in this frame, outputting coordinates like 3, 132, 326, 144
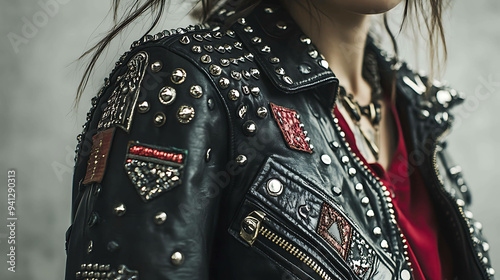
282, 1, 372, 103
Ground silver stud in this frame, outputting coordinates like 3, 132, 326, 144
373, 227, 382, 235
87, 240, 93, 254
238, 104, 247, 119
137, 100, 150, 113
419, 109, 430, 119
245, 52, 255, 61
321, 154, 332, 165
436, 90, 452, 107
153, 112, 166, 127
219, 77, 230, 89
275, 67, 285, 75
228, 89, 240, 101
220, 58, 230, 67
267, 179, 283, 196
242, 85, 250, 95
193, 34, 203, 41
242, 70, 251, 80
226, 29, 235, 37
380, 240, 389, 248
264, 7, 274, 13
250, 68, 260, 79
171, 251, 184, 266
209, 64, 222, 76
361, 197, 370, 205
201, 54, 212, 64
180, 35, 190, 44
203, 45, 214, 52
269, 57, 280, 64
341, 156, 349, 164
154, 212, 167, 225
237, 18, 246, 25
465, 210, 473, 219
191, 45, 202, 53
243, 120, 257, 136
190, 85, 203, 98
151, 61, 163, 72
114, 203, 126, 216
86, 264, 92, 270
299, 64, 312, 74
283, 76, 293, 85
231, 70, 242, 80
257, 106, 268, 118
260, 45, 271, 53
483, 242, 490, 252
177, 105, 195, 124
331, 141, 340, 149
213, 31, 222, 39
203, 32, 212, 41
474, 221, 483, 230
366, 210, 375, 218
308, 50, 318, 58
207, 98, 214, 110
159, 86, 176, 105
349, 167, 357, 176
276, 21, 287, 30
244, 26, 253, 33
215, 45, 226, 53
456, 199, 465, 207
300, 35, 311, 44
251, 87, 260, 96
171, 68, 186, 84
401, 269, 411, 280
236, 155, 248, 166
251, 36, 262, 44
234, 41, 243, 49
332, 186, 342, 196
319, 59, 329, 69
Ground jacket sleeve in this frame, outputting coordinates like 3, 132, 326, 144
65, 43, 230, 279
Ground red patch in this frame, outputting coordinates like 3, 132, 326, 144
270, 103, 312, 153
83, 128, 115, 185
317, 202, 353, 260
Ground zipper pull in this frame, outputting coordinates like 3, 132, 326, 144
240, 210, 266, 246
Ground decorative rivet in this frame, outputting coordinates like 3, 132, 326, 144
180, 35, 190, 45
465, 210, 473, 219
244, 26, 253, 33
331, 141, 340, 149
86, 264, 92, 270
215, 45, 226, 54
436, 90, 452, 107
381, 240, 389, 249
201, 54, 212, 64
245, 52, 255, 61
209, 64, 222, 76
219, 77, 230, 89
251, 87, 260, 96
361, 197, 370, 205
264, 7, 274, 13
366, 210, 375, 218
171, 251, 184, 266
236, 155, 248, 166
341, 156, 349, 164
205, 148, 211, 162
355, 183, 363, 191
231, 70, 242, 80
488, 267, 495, 275
113, 203, 126, 217
237, 18, 246, 25
220, 58, 230, 67
269, 57, 280, 64
251, 37, 262, 44
401, 269, 411, 280
483, 242, 490, 252
234, 41, 243, 50
298, 204, 310, 219
191, 45, 202, 53
242, 85, 250, 95
332, 186, 342, 196
266, 179, 283, 196
153, 112, 166, 127
300, 35, 312, 44
349, 167, 357, 176
107, 241, 120, 252
308, 50, 318, 58
171, 68, 186, 84
419, 109, 430, 119
207, 98, 214, 110
151, 61, 163, 72
456, 199, 465, 207
237, 104, 248, 119
213, 31, 222, 39
260, 45, 271, 53
154, 212, 167, 225
275, 67, 285, 75
250, 68, 260, 79
87, 240, 93, 254
243, 120, 257, 136
276, 21, 287, 30
228, 89, 241, 101
202, 32, 212, 41
321, 154, 332, 165
75, 271, 82, 279
159, 86, 176, 105
257, 106, 268, 118
177, 105, 195, 124
190, 85, 203, 98
193, 34, 203, 41
299, 64, 312, 74
373, 227, 382, 235
137, 100, 150, 113
283, 76, 293, 85
319, 59, 329, 69
203, 45, 214, 52
226, 30, 235, 37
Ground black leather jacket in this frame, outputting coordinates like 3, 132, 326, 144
65, 2, 494, 280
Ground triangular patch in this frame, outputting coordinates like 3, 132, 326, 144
317, 202, 353, 260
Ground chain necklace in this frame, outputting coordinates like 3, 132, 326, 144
337, 50, 383, 160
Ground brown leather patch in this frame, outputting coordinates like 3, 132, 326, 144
317, 202, 353, 260
82, 128, 115, 185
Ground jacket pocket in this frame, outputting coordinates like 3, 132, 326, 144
229, 156, 395, 280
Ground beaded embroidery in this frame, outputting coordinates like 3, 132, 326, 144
270, 103, 312, 153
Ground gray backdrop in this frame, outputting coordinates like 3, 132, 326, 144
0, 0, 498, 279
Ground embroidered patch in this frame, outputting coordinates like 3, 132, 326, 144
98, 51, 149, 133
82, 128, 116, 185
270, 103, 312, 153
317, 202, 375, 277
317, 202, 353, 260
124, 142, 187, 202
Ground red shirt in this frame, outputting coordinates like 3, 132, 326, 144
334, 102, 453, 280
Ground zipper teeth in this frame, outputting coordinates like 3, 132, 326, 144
259, 225, 333, 280
431, 128, 491, 280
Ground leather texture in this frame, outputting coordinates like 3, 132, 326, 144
65, 1, 494, 280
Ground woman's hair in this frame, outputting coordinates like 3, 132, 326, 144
76, 0, 448, 103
